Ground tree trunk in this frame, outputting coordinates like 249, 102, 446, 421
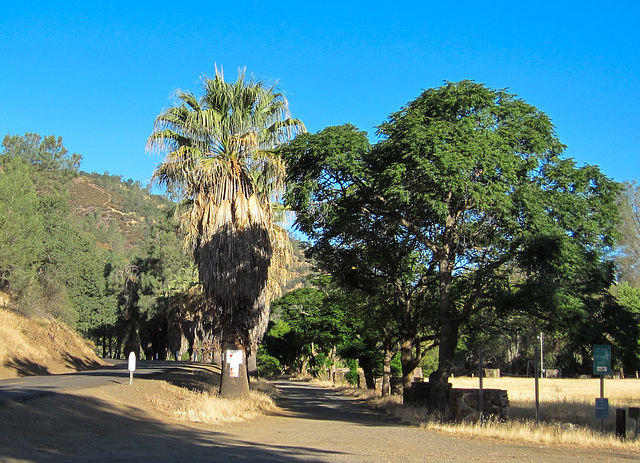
219, 341, 250, 398
382, 342, 394, 397
400, 338, 415, 404
219, 323, 250, 398
428, 233, 458, 418
247, 347, 258, 380
299, 356, 309, 376
428, 314, 459, 418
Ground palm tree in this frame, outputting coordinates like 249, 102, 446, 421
147, 68, 304, 397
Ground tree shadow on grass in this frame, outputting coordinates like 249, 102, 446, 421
61, 352, 105, 372
147, 363, 222, 392
4, 357, 51, 377
0, 390, 344, 462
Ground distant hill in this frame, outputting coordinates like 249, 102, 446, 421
68, 172, 172, 253
284, 238, 314, 291
69, 172, 312, 290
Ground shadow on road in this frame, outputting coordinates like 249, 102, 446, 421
0, 390, 344, 462
271, 380, 399, 428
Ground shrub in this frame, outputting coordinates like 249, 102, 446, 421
257, 351, 282, 377
345, 359, 359, 386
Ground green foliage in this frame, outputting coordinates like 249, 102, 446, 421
2, 133, 81, 193
0, 157, 43, 296
390, 353, 402, 377
0, 132, 194, 362
345, 358, 359, 385
419, 347, 439, 377
282, 80, 623, 392
264, 287, 332, 373
257, 348, 283, 376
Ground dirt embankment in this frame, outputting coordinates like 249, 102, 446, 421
0, 307, 105, 379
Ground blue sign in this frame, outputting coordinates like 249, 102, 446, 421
595, 398, 609, 419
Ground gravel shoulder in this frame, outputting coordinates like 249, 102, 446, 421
0, 373, 637, 462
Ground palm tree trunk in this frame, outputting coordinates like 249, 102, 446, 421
220, 338, 250, 398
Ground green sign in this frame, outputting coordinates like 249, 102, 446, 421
593, 344, 611, 375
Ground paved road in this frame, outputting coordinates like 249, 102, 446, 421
220, 381, 639, 462
0, 360, 195, 404
0, 375, 637, 462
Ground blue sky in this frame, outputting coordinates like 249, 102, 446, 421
2, 1, 638, 187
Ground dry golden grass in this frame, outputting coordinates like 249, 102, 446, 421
0, 308, 104, 378
451, 376, 640, 429
336, 377, 640, 451
142, 379, 277, 425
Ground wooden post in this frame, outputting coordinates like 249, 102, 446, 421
616, 408, 626, 439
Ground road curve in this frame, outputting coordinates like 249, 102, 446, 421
0, 360, 199, 404
0, 374, 637, 462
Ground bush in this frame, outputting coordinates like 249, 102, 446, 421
345, 359, 359, 386
257, 351, 282, 377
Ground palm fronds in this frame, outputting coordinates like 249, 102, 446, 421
147, 68, 304, 349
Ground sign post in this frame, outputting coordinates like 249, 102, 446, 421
534, 344, 540, 425
593, 344, 611, 433
478, 347, 484, 425
128, 351, 136, 385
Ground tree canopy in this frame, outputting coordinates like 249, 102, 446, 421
281, 80, 621, 409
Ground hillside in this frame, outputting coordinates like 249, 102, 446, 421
69, 172, 172, 252
69, 172, 312, 290
0, 306, 104, 379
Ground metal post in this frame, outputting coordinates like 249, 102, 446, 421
534, 344, 540, 424
479, 347, 484, 425
600, 375, 605, 433
539, 332, 544, 378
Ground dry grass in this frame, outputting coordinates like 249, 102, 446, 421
336, 377, 640, 451
451, 376, 640, 429
0, 308, 104, 378
142, 379, 278, 425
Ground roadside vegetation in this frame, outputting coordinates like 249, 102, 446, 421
144, 380, 277, 424
336, 377, 640, 450
0, 306, 104, 379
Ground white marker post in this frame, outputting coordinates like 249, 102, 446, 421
128, 351, 136, 385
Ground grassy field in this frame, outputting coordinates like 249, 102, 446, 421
451, 376, 640, 431
339, 376, 640, 451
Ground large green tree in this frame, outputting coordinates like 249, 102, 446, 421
0, 133, 113, 325
282, 81, 619, 413
148, 68, 304, 397
281, 124, 436, 399
0, 158, 43, 297
2, 133, 81, 193
616, 181, 640, 286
